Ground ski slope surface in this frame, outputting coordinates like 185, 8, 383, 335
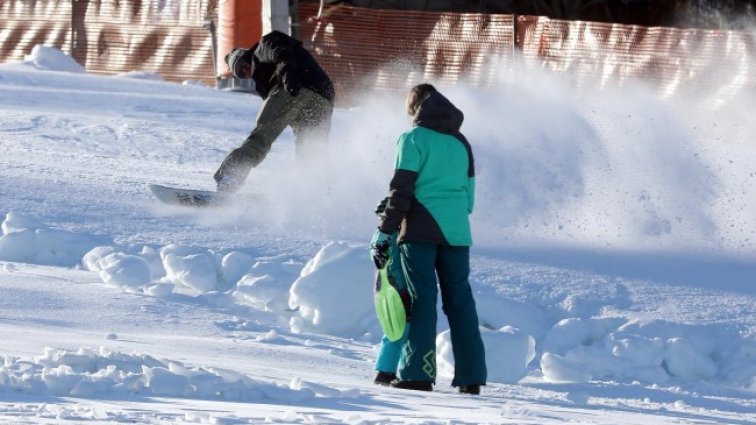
0, 45, 754, 424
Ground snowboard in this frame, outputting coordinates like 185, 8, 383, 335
148, 184, 264, 207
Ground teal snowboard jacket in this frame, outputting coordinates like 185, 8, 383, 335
378, 91, 475, 246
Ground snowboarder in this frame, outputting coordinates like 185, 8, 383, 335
370, 83, 486, 394
215, 30, 335, 192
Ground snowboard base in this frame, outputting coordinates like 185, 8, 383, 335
148, 184, 264, 207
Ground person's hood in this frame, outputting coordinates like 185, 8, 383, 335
226, 47, 254, 78
250, 30, 302, 68
413, 91, 464, 134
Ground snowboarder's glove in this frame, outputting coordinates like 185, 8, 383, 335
282, 72, 301, 97
374, 197, 389, 216
370, 230, 392, 269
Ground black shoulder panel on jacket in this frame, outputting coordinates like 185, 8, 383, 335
400, 199, 449, 246
379, 169, 417, 234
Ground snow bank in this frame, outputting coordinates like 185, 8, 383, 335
234, 259, 302, 312
437, 326, 536, 384
288, 242, 379, 338
0, 213, 104, 267
23, 45, 85, 73
476, 292, 554, 340
80, 243, 252, 295
540, 318, 755, 388
281, 244, 754, 390
162, 247, 220, 293
2, 213, 752, 390
74, 238, 750, 391
99, 254, 153, 288
0, 347, 349, 401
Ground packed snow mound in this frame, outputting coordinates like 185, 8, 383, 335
540, 318, 755, 388
234, 259, 303, 312
82, 243, 246, 295
288, 241, 379, 338
0, 347, 352, 401
2, 213, 754, 389
437, 326, 536, 384
0, 212, 105, 267
89, 238, 751, 389
23, 45, 85, 73
162, 247, 221, 293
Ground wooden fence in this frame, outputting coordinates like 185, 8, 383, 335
0, 0, 217, 86
1, 1, 753, 103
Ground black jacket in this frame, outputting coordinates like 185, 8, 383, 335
247, 31, 335, 103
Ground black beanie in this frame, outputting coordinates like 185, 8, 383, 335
225, 48, 252, 78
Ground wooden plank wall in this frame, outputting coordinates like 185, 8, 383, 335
299, 3, 755, 103
1, 1, 753, 100
298, 3, 515, 102
517, 15, 756, 97
0, 0, 218, 86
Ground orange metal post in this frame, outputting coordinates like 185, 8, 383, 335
218, 0, 262, 77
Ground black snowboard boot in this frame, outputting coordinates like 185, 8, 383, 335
458, 384, 481, 395
373, 371, 396, 386
389, 379, 433, 392
213, 148, 255, 193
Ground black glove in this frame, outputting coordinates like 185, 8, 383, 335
282, 72, 301, 96
374, 197, 389, 215
370, 230, 392, 269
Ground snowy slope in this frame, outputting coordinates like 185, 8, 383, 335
0, 45, 754, 424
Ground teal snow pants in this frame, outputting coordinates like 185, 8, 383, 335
375, 328, 409, 373
396, 242, 487, 387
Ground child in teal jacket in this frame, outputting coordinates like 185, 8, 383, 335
370, 84, 486, 394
